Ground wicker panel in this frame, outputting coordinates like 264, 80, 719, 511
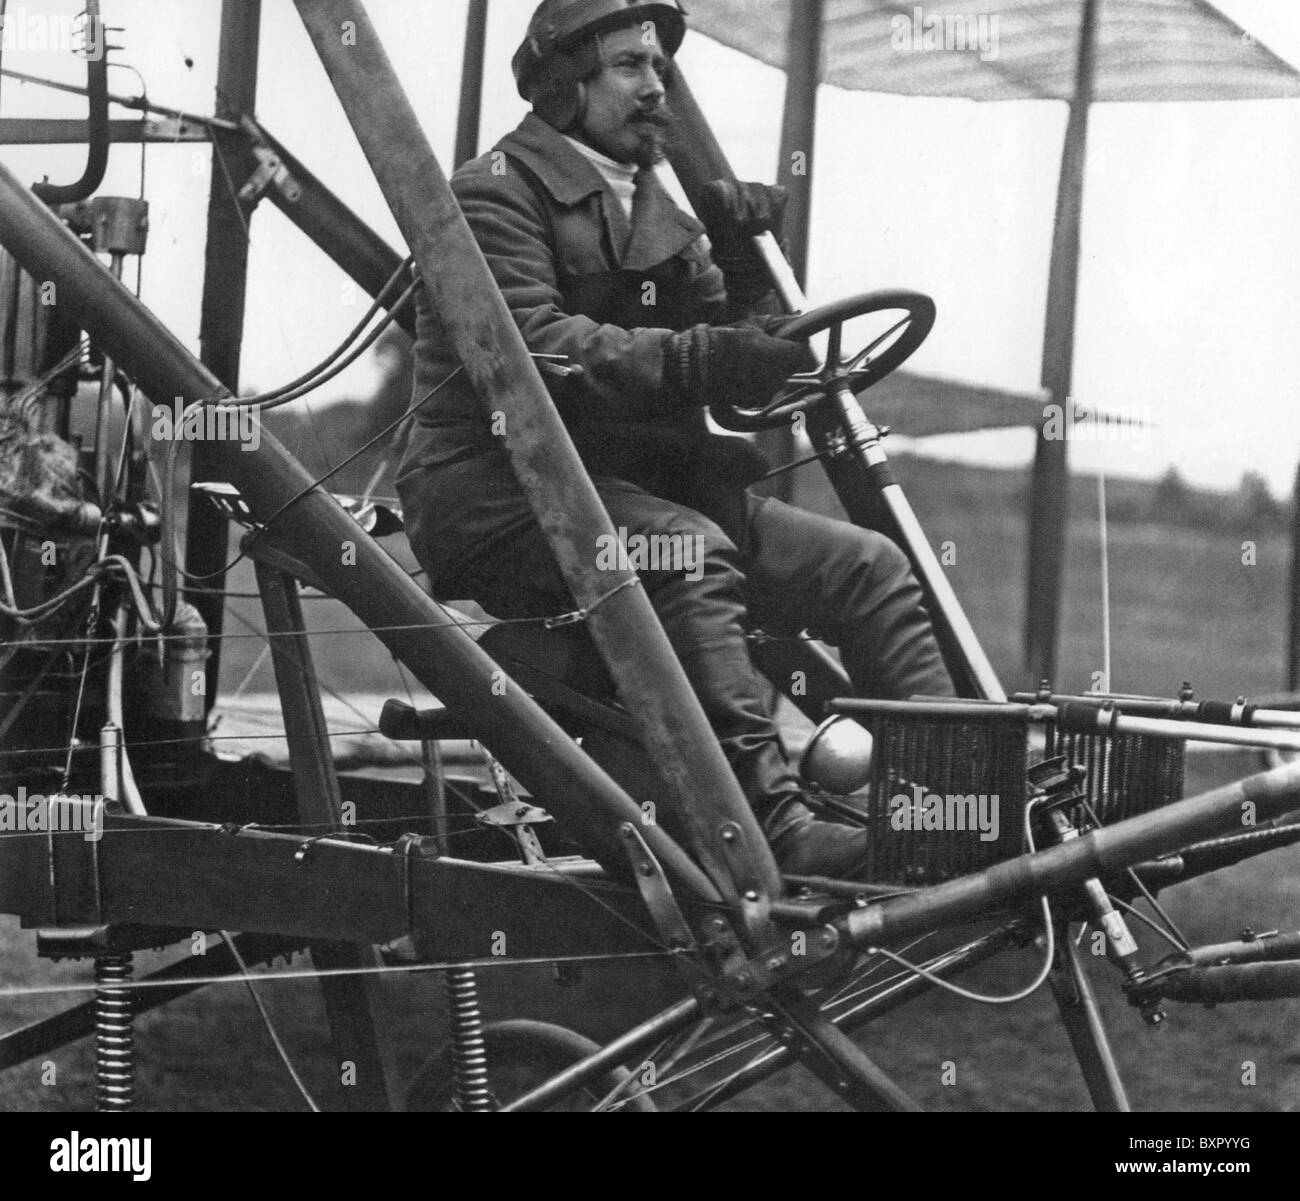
821, 706, 1185, 886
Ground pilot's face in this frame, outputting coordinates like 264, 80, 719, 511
575, 24, 671, 167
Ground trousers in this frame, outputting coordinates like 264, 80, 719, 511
399, 455, 954, 832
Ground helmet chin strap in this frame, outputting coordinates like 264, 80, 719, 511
569, 80, 589, 132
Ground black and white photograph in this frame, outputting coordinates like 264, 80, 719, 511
1, 0, 1299, 1144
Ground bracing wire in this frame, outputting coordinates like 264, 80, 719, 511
1099, 468, 1111, 693
222, 932, 322, 1112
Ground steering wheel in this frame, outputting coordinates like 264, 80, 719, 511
709, 289, 936, 434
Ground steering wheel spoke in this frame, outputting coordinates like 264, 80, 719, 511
709, 290, 936, 433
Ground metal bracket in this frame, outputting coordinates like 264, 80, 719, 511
193, 481, 260, 530
618, 823, 719, 1003
477, 754, 549, 866
474, 800, 551, 867
717, 820, 777, 946
237, 140, 303, 207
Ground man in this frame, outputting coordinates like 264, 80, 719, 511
397, 0, 954, 879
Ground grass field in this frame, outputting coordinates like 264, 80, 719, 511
3, 453, 1299, 1112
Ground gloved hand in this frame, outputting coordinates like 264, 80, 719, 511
663, 323, 808, 413
696, 179, 789, 307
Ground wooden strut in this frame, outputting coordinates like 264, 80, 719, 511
255, 561, 393, 1111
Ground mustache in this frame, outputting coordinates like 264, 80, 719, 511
628, 107, 672, 129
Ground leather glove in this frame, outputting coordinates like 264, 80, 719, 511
662, 323, 808, 412
696, 179, 789, 307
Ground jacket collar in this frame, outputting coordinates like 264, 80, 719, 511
497, 113, 706, 271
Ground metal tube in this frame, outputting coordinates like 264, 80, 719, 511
879, 482, 1005, 700
0, 155, 717, 903
1060, 704, 1300, 753
1046, 921, 1129, 1111
846, 758, 1300, 947
1153, 962, 1300, 1004
774, 0, 822, 289
688, 924, 1019, 1110
829, 384, 1005, 700
767, 0, 823, 503
186, 0, 263, 709
0, 117, 213, 145
293, 0, 779, 905
454, 0, 489, 168
501, 996, 700, 1112
104, 603, 146, 816
92, 251, 124, 501
30, 0, 108, 205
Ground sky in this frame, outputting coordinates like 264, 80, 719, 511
1, 0, 1298, 495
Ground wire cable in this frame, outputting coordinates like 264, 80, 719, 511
222, 932, 321, 1112
860, 800, 1057, 1004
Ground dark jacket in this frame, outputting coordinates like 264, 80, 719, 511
397, 113, 767, 588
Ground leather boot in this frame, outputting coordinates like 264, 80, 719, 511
649, 563, 876, 882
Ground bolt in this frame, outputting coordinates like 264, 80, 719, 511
744, 890, 759, 903
721, 828, 737, 843
820, 929, 838, 949
639, 862, 654, 877
766, 956, 785, 972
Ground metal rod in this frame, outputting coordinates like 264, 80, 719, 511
1058, 705, 1300, 753
0, 117, 211, 144
501, 996, 700, 1112
91, 251, 124, 500
293, 0, 779, 906
1045, 921, 1129, 1111
765, 983, 921, 1111
774, 0, 822, 289
454, 0, 489, 168
30, 0, 107, 205
1289, 459, 1300, 691
1150, 962, 1300, 1004
186, 0, 262, 710
829, 383, 1006, 700
846, 758, 1300, 948
831, 695, 1300, 752
688, 923, 1020, 1110
0, 65, 239, 130
766, 0, 823, 502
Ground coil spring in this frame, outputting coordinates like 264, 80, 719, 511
446, 967, 492, 1112
93, 953, 134, 1112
